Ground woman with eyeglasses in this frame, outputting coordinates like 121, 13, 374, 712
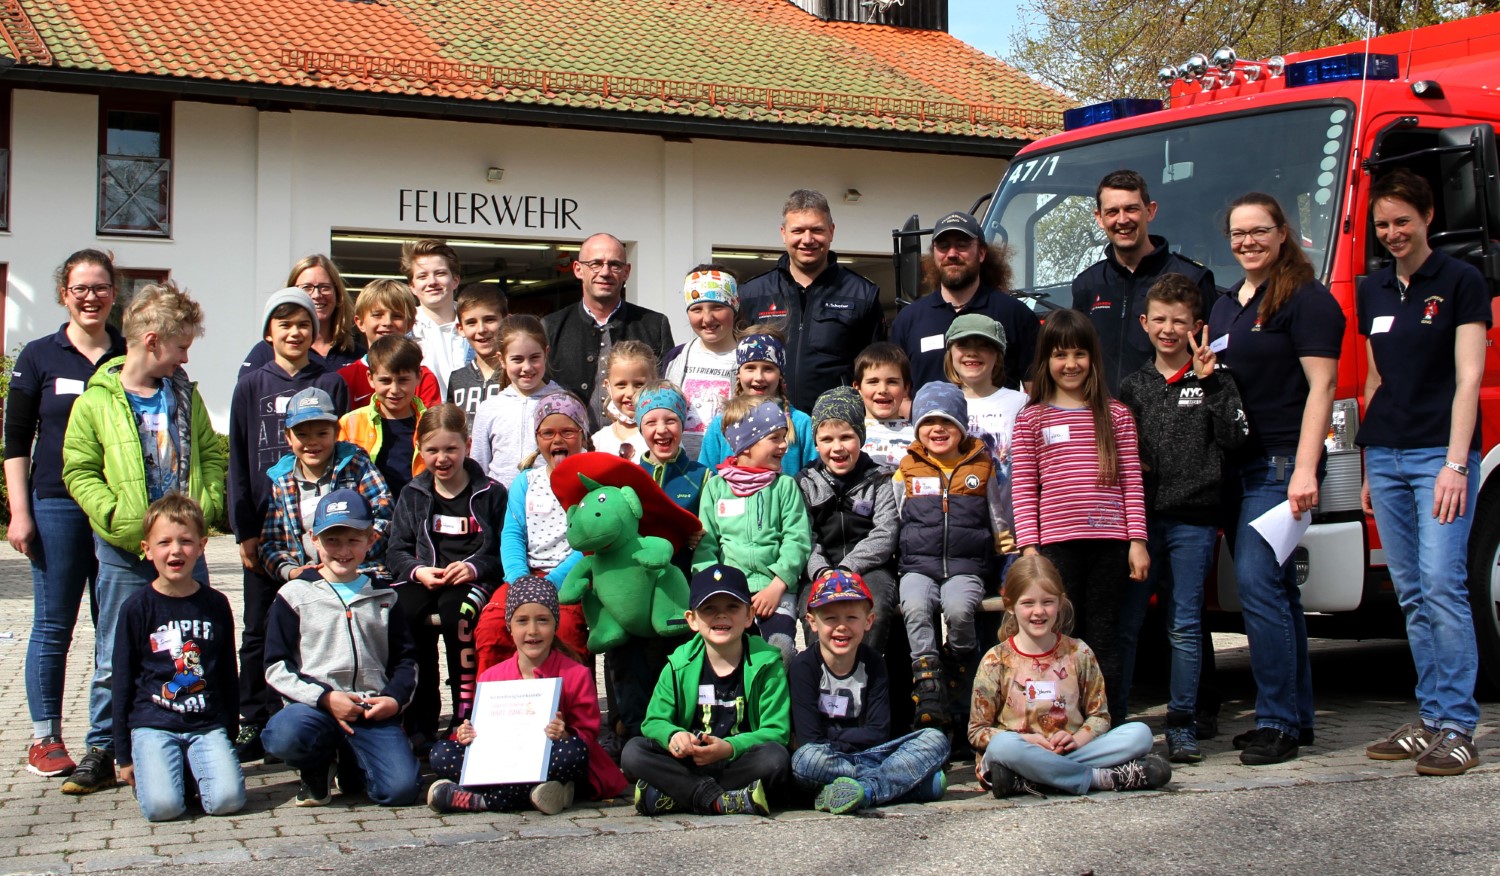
5, 249, 128, 780
1207, 192, 1344, 767
1357, 169, 1488, 777
239, 255, 365, 376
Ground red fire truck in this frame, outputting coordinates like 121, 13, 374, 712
930, 14, 1500, 685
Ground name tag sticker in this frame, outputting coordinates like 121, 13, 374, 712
150, 627, 183, 654
1209, 334, 1230, 354
274, 395, 292, 414
716, 497, 746, 518
432, 514, 469, 535
919, 334, 945, 353
911, 477, 942, 497
819, 693, 849, 718
1042, 424, 1071, 445
1370, 315, 1394, 335
1026, 680, 1057, 703
54, 378, 85, 396
850, 498, 874, 517
698, 684, 716, 706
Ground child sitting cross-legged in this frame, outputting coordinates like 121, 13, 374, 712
969, 555, 1171, 798
789, 570, 949, 814
622, 565, 791, 817
262, 490, 421, 808
427, 576, 626, 815
112, 495, 244, 821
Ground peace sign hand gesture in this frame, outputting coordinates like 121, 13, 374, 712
1188, 326, 1217, 379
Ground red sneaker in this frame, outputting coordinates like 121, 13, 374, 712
27, 737, 77, 778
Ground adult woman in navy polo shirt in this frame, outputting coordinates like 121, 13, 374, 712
1208, 193, 1344, 767
4, 250, 127, 778
1357, 169, 1488, 776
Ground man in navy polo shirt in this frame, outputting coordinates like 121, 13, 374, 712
1071, 169, 1216, 394
890, 210, 1038, 393
739, 190, 885, 413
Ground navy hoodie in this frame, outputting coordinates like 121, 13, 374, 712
228, 359, 349, 541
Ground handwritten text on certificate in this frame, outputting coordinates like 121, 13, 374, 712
460, 677, 562, 787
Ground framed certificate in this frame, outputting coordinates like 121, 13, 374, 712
459, 677, 563, 787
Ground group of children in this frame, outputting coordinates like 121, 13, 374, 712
51, 238, 1251, 823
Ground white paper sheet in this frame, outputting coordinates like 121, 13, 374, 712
459, 677, 563, 787
1249, 500, 1312, 566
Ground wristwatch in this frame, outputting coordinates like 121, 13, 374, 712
1444, 460, 1470, 476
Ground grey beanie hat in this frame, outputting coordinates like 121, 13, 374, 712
262, 287, 318, 336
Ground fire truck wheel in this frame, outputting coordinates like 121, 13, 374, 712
1466, 501, 1500, 696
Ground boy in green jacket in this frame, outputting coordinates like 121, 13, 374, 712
622, 565, 791, 817
691, 396, 813, 664
61, 283, 226, 795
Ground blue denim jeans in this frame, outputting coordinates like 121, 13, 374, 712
25, 495, 98, 738
87, 537, 208, 751
982, 722, 1153, 796
130, 727, 245, 822
262, 703, 421, 806
1365, 446, 1481, 734
1118, 518, 1217, 716
1228, 458, 1316, 736
790, 728, 950, 805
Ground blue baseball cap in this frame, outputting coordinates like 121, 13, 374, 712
689, 564, 751, 610
312, 489, 374, 535
284, 387, 340, 429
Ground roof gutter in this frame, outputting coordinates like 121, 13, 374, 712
1, 65, 1032, 159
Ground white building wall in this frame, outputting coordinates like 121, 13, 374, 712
3, 90, 1007, 427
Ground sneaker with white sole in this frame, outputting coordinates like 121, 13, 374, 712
27, 737, 77, 778
1365, 722, 1437, 761
1414, 730, 1478, 777
529, 780, 575, 815
1102, 754, 1173, 791
295, 762, 336, 807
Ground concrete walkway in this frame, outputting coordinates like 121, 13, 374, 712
0, 537, 1494, 873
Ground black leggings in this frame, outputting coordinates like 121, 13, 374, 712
621, 737, 790, 813
430, 736, 590, 809
397, 580, 494, 738
1040, 539, 1128, 725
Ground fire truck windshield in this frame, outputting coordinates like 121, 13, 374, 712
984, 103, 1352, 306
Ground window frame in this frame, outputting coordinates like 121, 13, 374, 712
96, 97, 173, 237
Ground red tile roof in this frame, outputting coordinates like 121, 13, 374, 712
4, 0, 1071, 140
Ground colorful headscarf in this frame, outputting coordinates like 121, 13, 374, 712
811, 386, 868, 445
723, 399, 789, 456
534, 391, 589, 432
736, 334, 786, 371
683, 270, 740, 312
636, 385, 688, 424
505, 575, 560, 624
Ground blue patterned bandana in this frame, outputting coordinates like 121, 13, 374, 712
723, 400, 788, 456
636, 385, 687, 425
506, 575, 559, 625
736, 334, 786, 371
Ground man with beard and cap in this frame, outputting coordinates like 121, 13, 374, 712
890, 211, 1037, 394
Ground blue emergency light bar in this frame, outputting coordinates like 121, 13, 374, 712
1062, 98, 1163, 132
1285, 52, 1398, 87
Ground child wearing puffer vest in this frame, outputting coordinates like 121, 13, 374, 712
892, 382, 1009, 730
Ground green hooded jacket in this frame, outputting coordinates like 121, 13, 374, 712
640, 633, 791, 759
62, 356, 227, 553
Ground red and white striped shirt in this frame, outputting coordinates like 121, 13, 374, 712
1011, 400, 1147, 547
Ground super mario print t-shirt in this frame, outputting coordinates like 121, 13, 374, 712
113, 584, 238, 766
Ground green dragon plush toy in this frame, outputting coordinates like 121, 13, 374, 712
558, 473, 691, 652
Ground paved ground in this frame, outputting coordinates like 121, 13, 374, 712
0, 537, 1495, 874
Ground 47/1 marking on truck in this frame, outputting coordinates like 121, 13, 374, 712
1006, 155, 1061, 185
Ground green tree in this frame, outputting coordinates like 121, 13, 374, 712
1009, 0, 1500, 103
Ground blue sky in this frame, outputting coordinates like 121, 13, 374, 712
948, 0, 1025, 58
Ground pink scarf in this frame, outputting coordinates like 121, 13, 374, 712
716, 460, 778, 497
